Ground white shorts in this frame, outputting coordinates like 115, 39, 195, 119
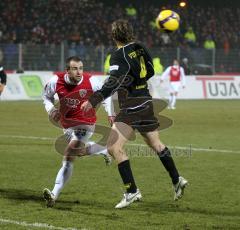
63, 124, 95, 143
169, 82, 181, 93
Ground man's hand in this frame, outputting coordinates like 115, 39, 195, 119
81, 100, 93, 112
108, 116, 116, 126
49, 108, 61, 122
0, 84, 5, 95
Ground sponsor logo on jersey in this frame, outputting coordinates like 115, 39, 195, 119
79, 89, 87, 98
64, 97, 80, 108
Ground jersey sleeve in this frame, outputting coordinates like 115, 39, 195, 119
161, 67, 171, 80
142, 45, 155, 80
146, 60, 154, 80
0, 66, 7, 85
42, 75, 58, 114
89, 52, 129, 107
89, 75, 105, 92
109, 51, 129, 77
89, 76, 115, 116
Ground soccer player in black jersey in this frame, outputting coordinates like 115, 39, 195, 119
81, 19, 188, 208
0, 65, 7, 96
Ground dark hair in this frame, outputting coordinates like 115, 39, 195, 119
173, 59, 179, 64
111, 19, 135, 44
66, 56, 81, 70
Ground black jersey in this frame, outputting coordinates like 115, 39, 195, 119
0, 66, 7, 85
89, 42, 154, 109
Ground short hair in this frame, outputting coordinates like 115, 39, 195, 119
173, 59, 179, 64
111, 19, 135, 44
66, 56, 82, 70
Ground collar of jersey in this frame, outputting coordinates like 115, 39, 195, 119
172, 65, 180, 69
64, 74, 83, 85
117, 42, 135, 50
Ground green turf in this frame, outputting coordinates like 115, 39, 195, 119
0, 100, 240, 230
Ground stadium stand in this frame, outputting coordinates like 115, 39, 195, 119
0, 0, 240, 72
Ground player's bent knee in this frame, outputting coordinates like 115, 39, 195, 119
63, 155, 75, 162
107, 145, 123, 157
149, 143, 165, 153
107, 145, 118, 156
107, 145, 128, 163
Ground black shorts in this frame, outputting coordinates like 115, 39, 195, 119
115, 101, 159, 133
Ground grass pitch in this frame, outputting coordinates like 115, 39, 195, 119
0, 100, 240, 230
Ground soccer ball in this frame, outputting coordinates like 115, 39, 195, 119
156, 10, 180, 32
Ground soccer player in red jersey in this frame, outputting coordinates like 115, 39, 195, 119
161, 59, 186, 109
42, 56, 115, 207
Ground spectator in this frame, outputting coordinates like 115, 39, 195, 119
153, 57, 163, 75
77, 41, 86, 58
125, 4, 137, 18
203, 36, 216, 50
4, 40, 18, 69
104, 53, 111, 74
0, 65, 7, 96
181, 58, 191, 75
0, 0, 240, 50
184, 27, 197, 47
1, 0, 240, 73
68, 42, 77, 57
203, 36, 215, 65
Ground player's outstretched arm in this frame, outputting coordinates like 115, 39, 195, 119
42, 75, 60, 121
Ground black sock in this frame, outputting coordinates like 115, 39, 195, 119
118, 160, 137, 193
158, 147, 179, 184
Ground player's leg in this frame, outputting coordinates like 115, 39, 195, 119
43, 126, 90, 207
140, 130, 188, 200
43, 138, 80, 207
141, 130, 179, 183
50, 124, 112, 200
85, 141, 112, 165
168, 92, 174, 109
168, 82, 175, 109
171, 82, 180, 109
107, 122, 142, 208
43, 124, 113, 207
72, 125, 112, 165
171, 92, 177, 109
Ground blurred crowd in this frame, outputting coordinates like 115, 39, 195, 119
0, 0, 240, 72
1, 0, 240, 49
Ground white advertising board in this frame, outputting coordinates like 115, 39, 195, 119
1, 72, 240, 100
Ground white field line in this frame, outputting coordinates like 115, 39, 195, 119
0, 134, 239, 154
0, 134, 55, 140
127, 143, 240, 154
0, 217, 87, 230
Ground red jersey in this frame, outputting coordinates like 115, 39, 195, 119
55, 73, 96, 128
43, 73, 115, 129
169, 66, 181, 82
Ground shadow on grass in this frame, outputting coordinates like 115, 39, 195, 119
0, 188, 82, 209
0, 188, 42, 202
0, 188, 113, 212
128, 199, 240, 218
1, 188, 237, 220
55, 198, 113, 211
